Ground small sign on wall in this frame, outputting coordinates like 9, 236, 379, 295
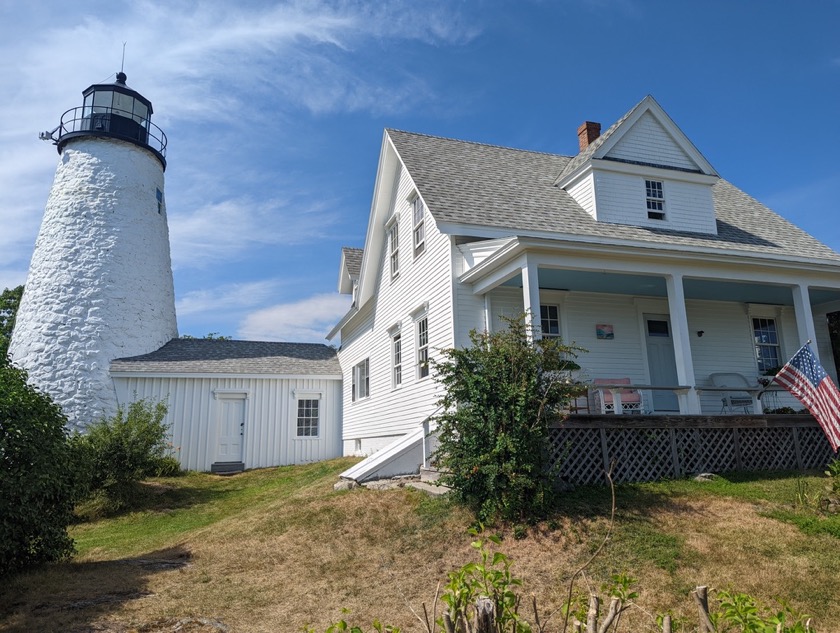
596, 323, 614, 340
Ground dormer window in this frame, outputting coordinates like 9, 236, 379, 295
645, 180, 665, 220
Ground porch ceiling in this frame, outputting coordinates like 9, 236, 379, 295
500, 270, 840, 306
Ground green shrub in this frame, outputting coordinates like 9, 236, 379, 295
433, 314, 584, 523
76, 398, 171, 512
0, 361, 75, 575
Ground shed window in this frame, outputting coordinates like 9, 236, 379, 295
296, 399, 320, 437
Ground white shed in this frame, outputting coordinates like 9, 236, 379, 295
110, 339, 343, 473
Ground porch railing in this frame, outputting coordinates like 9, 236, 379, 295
548, 415, 833, 484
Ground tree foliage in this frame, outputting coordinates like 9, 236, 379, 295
0, 361, 76, 575
74, 398, 172, 512
0, 285, 24, 359
433, 314, 584, 523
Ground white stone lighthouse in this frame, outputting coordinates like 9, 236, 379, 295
10, 72, 178, 429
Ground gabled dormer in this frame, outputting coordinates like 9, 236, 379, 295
556, 96, 720, 234
338, 246, 363, 306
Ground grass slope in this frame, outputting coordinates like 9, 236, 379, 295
2, 461, 840, 632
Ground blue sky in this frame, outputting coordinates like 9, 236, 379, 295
2, 1, 839, 342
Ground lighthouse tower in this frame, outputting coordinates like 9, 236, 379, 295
10, 72, 178, 429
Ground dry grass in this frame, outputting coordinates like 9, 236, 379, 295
2, 462, 840, 632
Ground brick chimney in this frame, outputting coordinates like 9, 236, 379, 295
577, 121, 601, 152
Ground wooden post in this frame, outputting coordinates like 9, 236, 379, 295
692, 586, 715, 633
475, 597, 495, 633
662, 614, 672, 633
587, 594, 599, 633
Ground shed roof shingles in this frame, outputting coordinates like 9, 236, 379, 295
386, 129, 840, 264
111, 339, 341, 375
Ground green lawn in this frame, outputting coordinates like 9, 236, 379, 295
3, 462, 839, 632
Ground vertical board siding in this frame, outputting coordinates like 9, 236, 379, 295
113, 375, 342, 471
338, 163, 455, 452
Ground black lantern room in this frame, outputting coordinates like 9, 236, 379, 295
44, 72, 167, 169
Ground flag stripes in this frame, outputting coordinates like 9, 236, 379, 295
774, 344, 840, 452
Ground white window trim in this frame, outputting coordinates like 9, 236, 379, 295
392, 331, 403, 389
750, 316, 783, 374
539, 303, 561, 338
388, 221, 400, 281
294, 394, 322, 439
352, 358, 370, 402
645, 179, 666, 220
411, 194, 426, 257
416, 314, 430, 380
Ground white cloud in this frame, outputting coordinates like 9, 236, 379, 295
0, 1, 480, 286
176, 279, 286, 317
238, 292, 350, 342
168, 194, 339, 269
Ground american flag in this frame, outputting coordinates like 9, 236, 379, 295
773, 343, 840, 452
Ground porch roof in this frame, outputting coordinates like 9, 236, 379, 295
386, 129, 840, 265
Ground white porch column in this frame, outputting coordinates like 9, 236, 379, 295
791, 283, 819, 359
665, 274, 701, 413
521, 257, 541, 341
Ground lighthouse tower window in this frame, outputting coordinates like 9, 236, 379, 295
156, 188, 163, 214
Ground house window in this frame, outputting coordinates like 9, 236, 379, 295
352, 358, 370, 401
412, 196, 426, 257
540, 304, 560, 338
388, 223, 400, 279
416, 316, 429, 379
296, 399, 319, 437
645, 179, 665, 220
392, 332, 402, 387
753, 318, 781, 372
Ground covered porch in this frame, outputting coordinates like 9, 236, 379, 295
457, 237, 840, 417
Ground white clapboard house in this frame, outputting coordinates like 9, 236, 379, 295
328, 96, 840, 481
111, 339, 342, 473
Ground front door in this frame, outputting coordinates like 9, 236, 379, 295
644, 315, 679, 411
216, 396, 245, 463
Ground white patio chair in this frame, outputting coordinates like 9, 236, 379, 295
709, 372, 755, 414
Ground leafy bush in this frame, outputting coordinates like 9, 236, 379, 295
433, 314, 583, 523
75, 398, 172, 511
0, 361, 75, 575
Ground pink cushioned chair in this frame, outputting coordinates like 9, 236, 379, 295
593, 378, 642, 414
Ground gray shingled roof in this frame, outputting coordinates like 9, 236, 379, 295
342, 246, 363, 277
386, 129, 840, 263
554, 98, 639, 182
111, 339, 341, 375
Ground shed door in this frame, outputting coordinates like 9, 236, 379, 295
215, 395, 245, 463
644, 315, 679, 412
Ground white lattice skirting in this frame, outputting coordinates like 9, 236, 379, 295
548, 417, 834, 485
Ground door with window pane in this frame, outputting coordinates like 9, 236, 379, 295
644, 315, 679, 411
